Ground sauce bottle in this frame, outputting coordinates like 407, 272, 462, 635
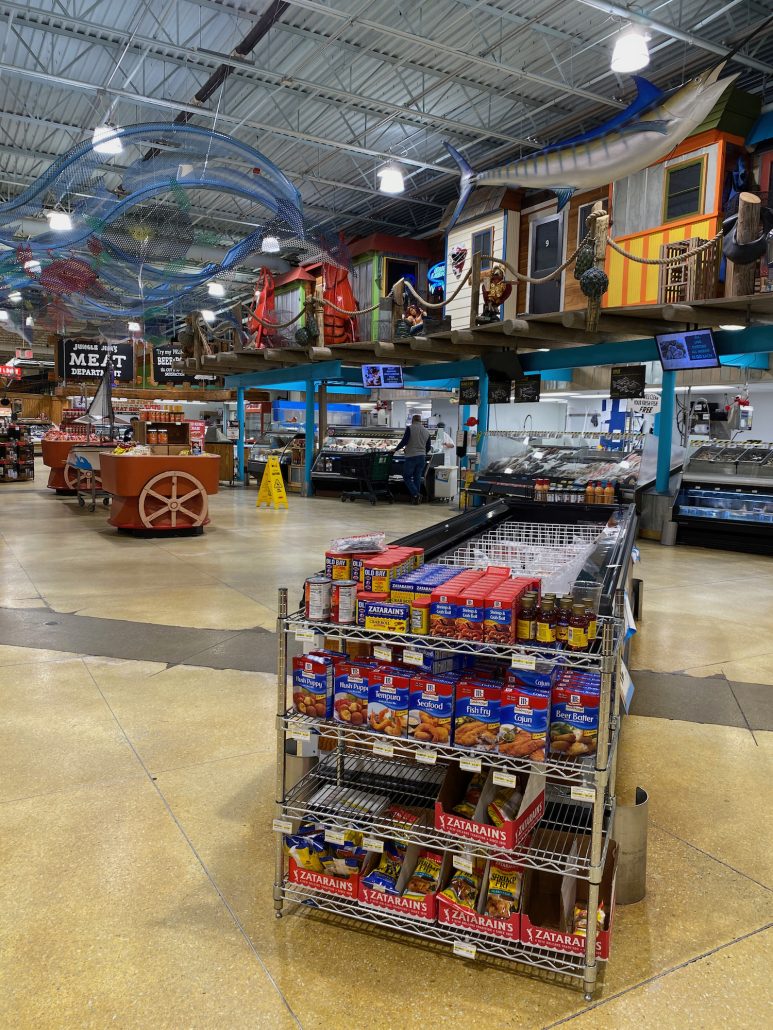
536, 596, 557, 648
586, 607, 597, 643
584, 482, 594, 505
604, 481, 616, 505
516, 594, 537, 643
593, 481, 604, 504
568, 604, 589, 652
556, 595, 573, 646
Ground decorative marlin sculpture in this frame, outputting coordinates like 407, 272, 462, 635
445, 64, 737, 229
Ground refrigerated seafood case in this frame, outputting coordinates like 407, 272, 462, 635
396, 495, 637, 616
674, 442, 773, 554
312, 426, 443, 498
245, 430, 303, 485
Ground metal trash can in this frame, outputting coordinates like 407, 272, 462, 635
660, 521, 678, 546
612, 786, 648, 904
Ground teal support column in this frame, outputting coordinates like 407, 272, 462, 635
655, 369, 676, 493
477, 369, 489, 467
236, 386, 245, 482
304, 380, 315, 496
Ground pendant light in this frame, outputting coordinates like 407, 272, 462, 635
377, 164, 405, 194
208, 282, 225, 298
611, 28, 650, 73
47, 210, 73, 231
261, 236, 280, 253
92, 124, 123, 155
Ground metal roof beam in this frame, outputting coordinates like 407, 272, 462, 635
575, 0, 773, 76
0, 3, 537, 147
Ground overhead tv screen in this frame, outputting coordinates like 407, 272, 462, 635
361, 364, 404, 388
655, 329, 720, 371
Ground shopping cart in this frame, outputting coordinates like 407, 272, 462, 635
340, 450, 394, 505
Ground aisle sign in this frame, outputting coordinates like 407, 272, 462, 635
610, 365, 645, 399
512, 376, 541, 403
57, 338, 135, 382
257, 455, 288, 509
0, 365, 21, 379
630, 394, 661, 415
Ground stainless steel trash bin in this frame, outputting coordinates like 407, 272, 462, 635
612, 786, 648, 904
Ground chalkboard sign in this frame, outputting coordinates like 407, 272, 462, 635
459, 378, 480, 404
512, 376, 541, 403
610, 365, 646, 399
153, 343, 192, 384
487, 378, 511, 405
57, 338, 135, 382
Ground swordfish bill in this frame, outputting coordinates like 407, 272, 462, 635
444, 64, 737, 229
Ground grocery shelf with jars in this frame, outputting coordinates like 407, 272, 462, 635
0, 422, 34, 483
273, 498, 636, 999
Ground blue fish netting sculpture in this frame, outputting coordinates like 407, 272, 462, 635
0, 123, 337, 324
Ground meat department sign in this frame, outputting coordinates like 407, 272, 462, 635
57, 338, 135, 382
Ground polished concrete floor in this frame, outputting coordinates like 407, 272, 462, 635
1, 468, 771, 1028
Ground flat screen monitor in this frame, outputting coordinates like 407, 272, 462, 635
361, 364, 404, 388
655, 329, 720, 371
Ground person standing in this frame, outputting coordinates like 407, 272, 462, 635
394, 414, 431, 504
433, 421, 457, 467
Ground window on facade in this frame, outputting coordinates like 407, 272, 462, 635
578, 198, 608, 241
471, 227, 493, 271
664, 160, 704, 221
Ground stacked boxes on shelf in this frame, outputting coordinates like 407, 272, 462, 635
0, 424, 34, 482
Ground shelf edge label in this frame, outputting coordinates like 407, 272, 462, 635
272, 818, 293, 834
362, 836, 384, 853
570, 786, 595, 803
492, 770, 517, 788
453, 941, 477, 960
511, 654, 537, 670
415, 750, 437, 765
373, 645, 392, 662
459, 755, 482, 774
372, 740, 394, 758
324, 829, 346, 845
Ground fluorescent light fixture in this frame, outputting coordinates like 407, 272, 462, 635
92, 124, 123, 155
127, 321, 141, 332
8, 291, 22, 302
261, 235, 280, 253
611, 28, 650, 73
46, 211, 72, 231
25, 316, 34, 327
24, 259, 41, 273
536, 348, 550, 352
201, 309, 216, 323
207, 281, 225, 298
377, 163, 405, 194
719, 324, 745, 331
0, 310, 8, 321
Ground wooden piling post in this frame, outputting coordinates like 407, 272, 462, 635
726, 191, 761, 298
470, 250, 482, 326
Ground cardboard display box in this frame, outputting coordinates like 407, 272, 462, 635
287, 857, 360, 899
434, 765, 545, 850
437, 857, 522, 941
358, 845, 451, 922
519, 832, 618, 959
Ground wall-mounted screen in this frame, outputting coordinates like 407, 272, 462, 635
655, 329, 720, 371
361, 364, 404, 388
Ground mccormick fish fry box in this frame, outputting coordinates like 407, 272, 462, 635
437, 857, 522, 941
434, 766, 545, 850
358, 845, 451, 922
519, 834, 618, 959
453, 677, 501, 751
287, 857, 360, 899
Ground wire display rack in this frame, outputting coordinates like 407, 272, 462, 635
273, 586, 626, 1001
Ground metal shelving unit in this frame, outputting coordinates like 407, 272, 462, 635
273, 586, 625, 1000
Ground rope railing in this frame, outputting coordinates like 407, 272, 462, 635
605, 229, 724, 266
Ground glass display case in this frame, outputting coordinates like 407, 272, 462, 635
312, 426, 442, 497
245, 429, 303, 484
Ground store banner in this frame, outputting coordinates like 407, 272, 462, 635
57, 338, 135, 382
487, 378, 511, 405
610, 365, 646, 399
152, 342, 193, 384
512, 376, 541, 403
459, 378, 480, 405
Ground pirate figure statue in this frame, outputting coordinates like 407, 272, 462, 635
477, 267, 512, 324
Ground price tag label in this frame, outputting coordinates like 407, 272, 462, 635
402, 649, 425, 667
511, 654, 537, 670
373, 645, 392, 662
272, 818, 293, 834
294, 627, 320, 642
453, 852, 474, 873
372, 740, 394, 758
363, 836, 384, 853
453, 941, 477, 961
459, 755, 482, 773
492, 770, 517, 789
288, 725, 311, 742
324, 829, 346, 845
415, 750, 437, 765
570, 786, 596, 803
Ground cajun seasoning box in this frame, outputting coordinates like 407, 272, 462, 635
368, 666, 412, 737
499, 668, 553, 760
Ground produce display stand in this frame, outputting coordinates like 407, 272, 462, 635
272, 539, 627, 998
41, 439, 114, 493
98, 454, 220, 532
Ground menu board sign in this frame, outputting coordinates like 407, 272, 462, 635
57, 338, 135, 382
487, 379, 511, 405
459, 378, 480, 404
152, 343, 190, 384
610, 365, 646, 399
512, 377, 541, 403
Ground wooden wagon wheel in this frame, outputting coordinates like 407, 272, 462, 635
138, 470, 208, 528
64, 464, 102, 490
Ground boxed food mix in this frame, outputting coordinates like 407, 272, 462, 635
549, 670, 601, 759
359, 844, 449, 921
356, 590, 383, 626
334, 661, 377, 726
292, 653, 341, 718
453, 676, 501, 751
368, 666, 413, 737
363, 599, 411, 633
285, 823, 368, 899
391, 564, 458, 602
520, 834, 618, 958
437, 857, 522, 940
483, 576, 541, 644
434, 766, 545, 850
430, 570, 483, 638
408, 674, 456, 744
456, 572, 510, 642
499, 668, 553, 760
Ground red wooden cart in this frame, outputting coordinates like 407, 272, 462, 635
99, 454, 221, 531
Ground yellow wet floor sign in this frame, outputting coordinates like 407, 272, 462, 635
257, 455, 288, 509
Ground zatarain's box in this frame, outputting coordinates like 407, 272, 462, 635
363, 600, 410, 633
368, 666, 412, 737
